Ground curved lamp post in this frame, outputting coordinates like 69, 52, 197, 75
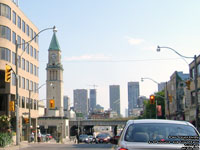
157, 46, 198, 130
15, 26, 56, 145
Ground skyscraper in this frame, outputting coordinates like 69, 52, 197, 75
109, 85, 120, 116
63, 96, 70, 111
89, 89, 96, 113
128, 82, 140, 117
74, 89, 88, 117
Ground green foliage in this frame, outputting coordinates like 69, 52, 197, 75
0, 132, 12, 147
0, 115, 10, 133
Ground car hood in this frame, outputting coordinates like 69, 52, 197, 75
117, 142, 198, 150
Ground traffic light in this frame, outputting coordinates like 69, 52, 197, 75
9, 101, 15, 111
150, 95, 155, 104
24, 118, 29, 124
49, 99, 55, 109
185, 80, 191, 90
5, 65, 12, 82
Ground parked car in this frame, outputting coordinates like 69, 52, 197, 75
96, 133, 111, 143
78, 134, 88, 143
85, 135, 96, 144
111, 119, 200, 150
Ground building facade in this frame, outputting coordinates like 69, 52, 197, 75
0, 0, 39, 141
73, 89, 88, 117
109, 85, 120, 116
165, 71, 189, 120
63, 96, 70, 111
128, 82, 139, 117
46, 31, 64, 117
89, 89, 96, 113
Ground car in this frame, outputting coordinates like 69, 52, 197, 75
96, 133, 111, 143
78, 134, 88, 143
111, 119, 200, 150
85, 135, 96, 143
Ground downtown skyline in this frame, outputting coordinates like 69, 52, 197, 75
19, 0, 200, 116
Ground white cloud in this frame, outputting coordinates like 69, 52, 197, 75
64, 54, 110, 61
125, 36, 145, 45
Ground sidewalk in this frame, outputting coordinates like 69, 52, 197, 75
0, 141, 30, 150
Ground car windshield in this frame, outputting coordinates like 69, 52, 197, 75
124, 123, 199, 142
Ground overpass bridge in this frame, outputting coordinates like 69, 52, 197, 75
69, 119, 128, 136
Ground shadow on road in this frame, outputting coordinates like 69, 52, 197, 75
71, 143, 113, 149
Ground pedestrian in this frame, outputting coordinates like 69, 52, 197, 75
38, 131, 41, 142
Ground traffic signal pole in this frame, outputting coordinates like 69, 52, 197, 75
15, 41, 20, 145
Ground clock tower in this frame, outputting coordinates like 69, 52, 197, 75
46, 30, 64, 117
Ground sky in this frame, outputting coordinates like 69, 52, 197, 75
19, 0, 200, 116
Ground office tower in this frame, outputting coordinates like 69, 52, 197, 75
63, 96, 70, 111
74, 89, 88, 117
109, 85, 121, 116
128, 82, 140, 117
89, 89, 96, 113
0, 0, 39, 141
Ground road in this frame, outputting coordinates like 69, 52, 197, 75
22, 143, 114, 150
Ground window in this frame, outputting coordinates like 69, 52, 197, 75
22, 58, 25, 70
12, 52, 15, 65
12, 31, 16, 44
26, 24, 29, 36
0, 47, 11, 62
22, 77, 25, 89
26, 60, 29, 72
26, 98, 29, 109
34, 82, 36, 93
19, 76, 21, 88
12, 11, 16, 24
0, 25, 11, 41
22, 20, 25, 33
22, 97, 25, 108
26, 79, 29, 90
30, 81, 33, 91
26, 43, 29, 54
17, 35, 21, 48
34, 65, 36, 76
17, 16, 21, 29
30, 28, 33, 38
198, 64, 200, 77
37, 67, 39, 77
34, 48, 36, 59
37, 51, 39, 61
0, 3, 11, 20
34, 100, 37, 110
12, 72, 16, 86
30, 63, 33, 74
22, 39, 25, 51
34, 32, 36, 42
30, 45, 33, 57
17, 56, 21, 67
30, 99, 33, 109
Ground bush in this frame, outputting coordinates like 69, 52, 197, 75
0, 132, 12, 147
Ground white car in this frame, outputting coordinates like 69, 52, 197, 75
112, 119, 200, 150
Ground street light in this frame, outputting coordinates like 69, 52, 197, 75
15, 26, 56, 145
157, 46, 198, 129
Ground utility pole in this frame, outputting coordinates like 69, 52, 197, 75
28, 90, 32, 143
15, 40, 20, 145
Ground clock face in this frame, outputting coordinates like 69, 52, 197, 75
51, 53, 57, 61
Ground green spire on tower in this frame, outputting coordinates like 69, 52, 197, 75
48, 30, 60, 51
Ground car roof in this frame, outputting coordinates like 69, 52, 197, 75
126, 119, 192, 126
